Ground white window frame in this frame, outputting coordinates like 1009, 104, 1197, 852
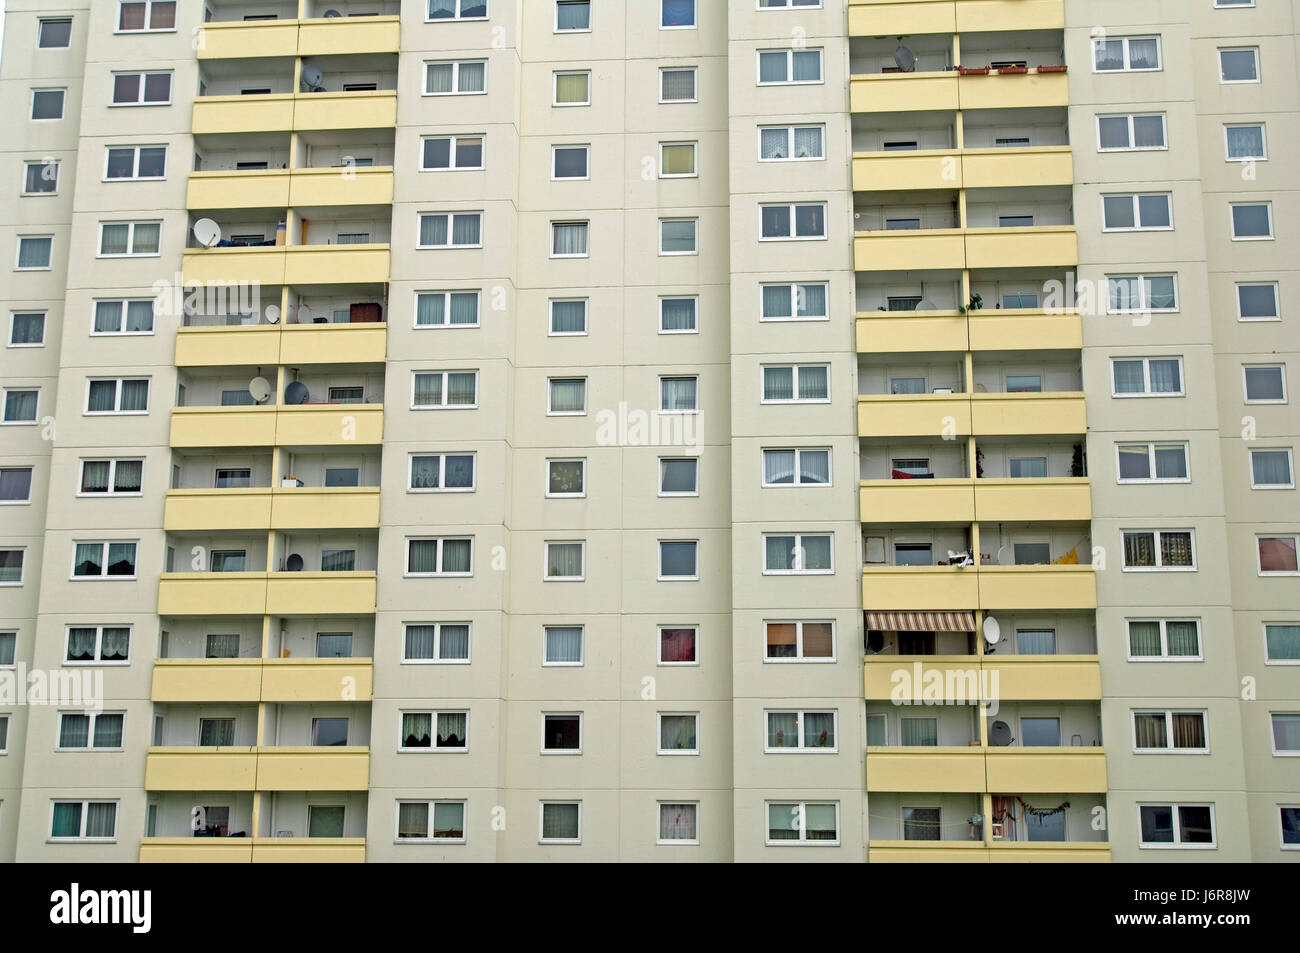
759, 282, 829, 322
1106, 274, 1179, 314
660, 0, 696, 29
542, 625, 584, 667
761, 364, 831, 404
7, 311, 45, 348
656, 801, 700, 846
1131, 710, 1210, 753
416, 212, 483, 249
759, 202, 828, 241
547, 377, 588, 416
1250, 448, 1295, 489
1236, 281, 1279, 321
419, 134, 486, 172
48, 800, 118, 842
1137, 803, 1216, 849
1120, 529, 1197, 572
554, 0, 591, 32
109, 70, 173, 106
1110, 357, 1185, 397
401, 622, 472, 664
404, 537, 474, 577
1125, 618, 1204, 662
0, 466, 33, 505
545, 458, 586, 499
1258, 534, 1300, 576
414, 290, 480, 329
0, 549, 26, 586
1095, 113, 1167, 152
762, 532, 835, 575
2, 388, 39, 425
657, 624, 699, 666
1218, 46, 1260, 84
1101, 193, 1173, 232
550, 144, 590, 181
761, 448, 832, 488
1270, 713, 1300, 756
758, 0, 824, 7
1114, 441, 1190, 484
544, 540, 586, 582
765, 710, 838, 753
756, 48, 824, 86
423, 60, 488, 96
657, 712, 699, 755
1092, 36, 1162, 73
1224, 122, 1267, 161
758, 124, 826, 162
765, 801, 840, 846
56, 711, 126, 751
1230, 202, 1273, 241
658, 456, 699, 497
538, 801, 582, 844
658, 540, 699, 581
21, 159, 59, 196
397, 709, 469, 752
1279, 805, 1299, 850
84, 378, 149, 415
407, 452, 476, 494
658, 66, 698, 104
548, 298, 588, 336
659, 141, 698, 178
553, 70, 591, 107
659, 218, 698, 257
540, 713, 583, 755
31, 88, 66, 122
15, 236, 53, 271
763, 619, 837, 663
659, 376, 700, 414
70, 541, 137, 580
658, 296, 698, 335
394, 800, 467, 844
91, 298, 156, 336
410, 370, 479, 410
1264, 622, 1300, 666
1243, 364, 1287, 404
64, 624, 132, 666
550, 221, 590, 258
115, 1, 178, 33
425, 0, 489, 22
97, 221, 160, 258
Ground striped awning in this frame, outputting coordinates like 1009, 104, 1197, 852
864, 611, 976, 632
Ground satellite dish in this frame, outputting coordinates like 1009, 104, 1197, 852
284, 380, 310, 405
285, 553, 305, 572
192, 218, 222, 248
915, 298, 938, 311
982, 616, 1001, 645
248, 377, 272, 404
324, 9, 343, 16
866, 630, 884, 654
301, 65, 325, 92
894, 43, 917, 73
989, 721, 1013, 746
265, 305, 281, 324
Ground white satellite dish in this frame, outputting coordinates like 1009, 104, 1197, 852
301, 65, 325, 92
894, 42, 917, 73
982, 616, 1001, 645
915, 298, 938, 311
248, 377, 273, 404
265, 305, 281, 324
193, 218, 222, 248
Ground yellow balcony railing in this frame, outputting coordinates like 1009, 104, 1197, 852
158, 571, 377, 617
863, 564, 1096, 612
864, 655, 1102, 702
259, 658, 373, 703
186, 167, 393, 212
860, 479, 976, 523
862, 566, 981, 611
961, 147, 1073, 190
856, 310, 968, 353
865, 655, 985, 701
169, 404, 384, 449
849, 0, 1064, 37
958, 69, 1069, 110
974, 477, 1090, 522
985, 747, 1108, 792
852, 146, 1072, 193
252, 837, 366, 863
144, 746, 370, 792
145, 747, 259, 791
139, 837, 367, 863
196, 20, 299, 59
856, 309, 1080, 354
867, 840, 1110, 863
983, 655, 1102, 701
288, 167, 395, 208
192, 91, 397, 136
854, 226, 1076, 272
164, 487, 381, 532
298, 15, 400, 56
866, 746, 987, 792
174, 322, 387, 369
850, 68, 1068, 115
967, 310, 1080, 352
256, 746, 370, 791
196, 16, 399, 59
293, 91, 398, 132
152, 658, 373, 704
181, 244, 391, 288
977, 564, 1096, 611
187, 169, 290, 210
969, 392, 1086, 437
192, 94, 296, 135
858, 393, 972, 439
963, 225, 1077, 269
151, 658, 263, 703
855, 228, 966, 271
174, 325, 281, 367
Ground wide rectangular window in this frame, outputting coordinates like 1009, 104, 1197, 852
86, 378, 149, 414
403, 623, 470, 663
1094, 36, 1161, 72
762, 448, 831, 486
762, 364, 829, 402
98, 221, 160, 257
412, 371, 478, 408
1139, 804, 1215, 847
1112, 357, 1183, 396
93, 299, 155, 335
763, 533, 833, 574
1097, 113, 1166, 151
1108, 275, 1177, 313
1116, 442, 1189, 482
758, 49, 823, 84
418, 212, 482, 248
111, 71, 172, 105
552, 222, 589, 257
760, 203, 826, 239
1102, 193, 1172, 231
1121, 530, 1195, 570
765, 620, 834, 661
397, 801, 466, 841
399, 711, 467, 750
760, 125, 824, 161
1133, 711, 1208, 751
427, 0, 488, 20
79, 459, 143, 495
766, 802, 838, 844
1126, 619, 1202, 660
50, 801, 118, 841
760, 283, 828, 321
425, 61, 486, 95
58, 712, 125, 749
421, 135, 484, 171
406, 538, 473, 575
65, 625, 131, 664
118, 2, 176, 31
415, 291, 479, 327
409, 453, 475, 492
72, 541, 137, 579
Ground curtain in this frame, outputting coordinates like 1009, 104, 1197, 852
1134, 713, 1167, 748
660, 715, 696, 750
542, 804, 579, 839
1154, 445, 1187, 479
87, 381, 116, 413
553, 223, 587, 255
200, 719, 235, 746
449, 293, 478, 325
1173, 713, 1205, 749
95, 301, 123, 333
1010, 458, 1047, 478
903, 808, 941, 841
101, 225, 130, 255
309, 806, 345, 838
437, 712, 466, 747
767, 712, 798, 747
802, 623, 833, 658
426, 64, 453, 93
765, 535, 794, 571
660, 542, 695, 576
66, 628, 98, 662
18, 238, 51, 268
408, 540, 438, 573
428, 0, 456, 18
398, 802, 428, 838
659, 804, 697, 840
766, 623, 797, 658
761, 129, 788, 159
1127, 38, 1159, 69
51, 803, 82, 838
1160, 532, 1193, 567
405, 625, 436, 660
1226, 126, 1264, 159
900, 718, 938, 746
316, 633, 352, 658
441, 539, 472, 573
1017, 630, 1056, 655
661, 298, 695, 331
547, 543, 583, 578
1145, 276, 1176, 310
402, 713, 431, 748
793, 127, 822, 158
120, 380, 148, 411
447, 373, 476, 405
798, 283, 826, 318
1164, 621, 1199, 657
411, 456, 440, 489
767, 803, 798, 840
321, 550, 355, 572
452, 214, 480, 245
1266, 625, 1300, 661
413, 374, 443, 406
1252, 451, 1291, 485
804, 804, 837, 841
661, 220, 696, 253
457, 62, 485, 92
433, 802, 464, 838
764, 450, 796, 485
759, 52, 787, 83
1124, 533, 1155, 567
106, 543, 134, 575
100, 627, 130, 662
440, 624, 470, 660
420, 215, 448, 246
74, 543, 103, 576
1260, 537, 1298, 572
5, 390, 36, 421
803, 712, 835, 748
1098, 116, 1129, 149
761, 205, 790, 237
1109, 277, 1138, 312
93, 714, 123, 748
1112, 360, 1146, 393
416, 293, 445, 325
60, 714, 90, 748
792, 50, 821, 81
11, 313, 43, 344
112, 458, 142, 491
555, 73, 588, 104
551, 300, 586, 333
205, 634, 239, 658
660, 628, 695, 662
797, 366, 828, 399
661, 377, 696, 411
0, 468, 32, 501
556, 1, 590, 30
799, 451, 830, 484
546, 627, 582, 663
763, 285, 792, 318
802, 535, 832, 570
662, 0, 693, 26
549, 379, 585, 413
1128, 621, 1161, 657
1274, 715, 1300, 752
763, 367, 793, 401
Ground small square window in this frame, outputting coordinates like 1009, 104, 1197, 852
16, 237, 53, 270
1231, 203, 1273, 240
661, 0, 695, 29
1237, 283, 1278, 320
1244, 365, 1286, 403
659, 626, 697, 664
660, 68, 697, 103
554, 71, 591, 106
659, 457, 698, 496
544, 626, 583, 665
547, 459, 586, 497
1250, 449, 1294, 489
1225, 124, 1267, 161
1259, 535, 1299, 575
552, 222, 589, 257
31, 89, 65, 121
1219, 48, 1259, 83
659, 142, 697, 178
9, 312, 45, 347
540, 801, 581, 842
659, 540, 699, 580
556, 0, 591, 31
545, 541, 585, 581
38, 18, 73, 49
542, 714, 582, 752
658, 713, 698, 754
547, 378, 587, 415
549, 299, 587, 335
552, 145, 589, 180
660, 219, 697, 255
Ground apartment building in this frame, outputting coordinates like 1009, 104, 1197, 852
0, 0, 1294, 863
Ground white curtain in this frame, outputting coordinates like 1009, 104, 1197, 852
426, 64, 453, 93
59, 714, 90, 748
441, 539, 472, 573
449, 292, 478, 325
556, 0, 590, 31
900, 718, 938, 746
416, 294, 445, 325
439, 624, 470, 660
436, 712, 466, 747
803, 712, 835, 748
1165, 621, 1199, 656
762, 285, 792, 318
1017, 629, 1056, 655
398, 802, 428, 837
792, 50, 820, 81
408, 540, 438, 573
1226, 125, 1264, 158
457, 62, 485, 92
763, 367, 794, 401
1112, 360, 1145, 393
659, 804, 697, 840
1128, 621, 1161, 657
413, 374, 443, 406
94, 302, 123, 333
419, 215, 448, 246
760, 129, 788, 159
659, 715, 696, 750
205, 633, 239, 658
793, 126, 822, 158
764, 450, 796, 485
549, 379, 586, 413
449, 373, 476, 405
546, 627, 582, 663
547, 543, 583, 578
767, 712, 798, 747
801, 535, 832, 570
765, 535, 794, 571
542, 803, 579, 839
402, 713, 432, 747
84, 803, 116, 838
661, 298, 696, 331
797, 366, 828, 399
661, 377, 696, 411
553, 223, 588, 255
797, 283, 826, 317
405, 625, 436, 660
451, 214, 480, 245
66, 628, 98, 661
93, 714, 123, 747
120, 379, 148, 411
551, 300, 586, 333
800, 450, 830, 484
1267, 625, 1300, 660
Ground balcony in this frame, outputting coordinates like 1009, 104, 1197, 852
164, 487, 381, 532
152, 658, 374, 704
145, 747, 259, 791
855, 228, 966, 272
157, 571, 378, 617
985, 747, 1107, 792
175, 323, 388, 369
858, 393, 972, 439
867, 841, 1110, 863
852, 146, 1072, 192
192, 91, 398, 136
864, 655, 1102, 702
144, 746, 370, 792
863, 566, 981, 610
850, 68, 1067, 115
170, 403, 384, 449
854, 224, 1076, 272
849, 0, 1064, 37
863, 564, 1095, 611
139, 837, 366, 863
856, 310, 968, 354
181, 244, 391, 287
856, 308, 1081, 355
969, 392, 1086, 437
186, 167, 394, 212
975, 477, 1090, 522
299, 16, 401, 57
977, 564, 1096, 610
866, 746, 987, 792
252, 837, 366, 863
963, 225, 1077, 269
861, 479, 976, 523
967, 309, 1080, 352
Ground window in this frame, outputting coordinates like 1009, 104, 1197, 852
1219, 47, 1259, 83
0, 468, 33, 503
1094, 36, 1160, 72
1013, 542, 1051, 565
659, 458, 698, 496
425, 61, 486, 95
549, 299, 587, 335
1127, 620, 1202, 660
1231, 203, 1273, 240
542, 714, 582, 753
98, 221, 160, 257
1133, 711, 1208, 752
32, 89, 65, 121
659, 541, 698, 580
1244, 365, 1286, 403
544, 626, 583, 666
556, 0, 590, 31
1280, 807, 1300, 849
1009, 457, 1047, 478
0, 631, 15, 664
86, 378, 149, 414
418, 212, 482, 248
758, 49, 823, 84
545, 541, 585, 581
1252, 449, 1294, 489
111, 71, 172, 105
660, 376, 699, 413
552, 145, 589, 180
315, 632, 353, 658
204, 635, 239, 659
763, 448, 830, 487
118, 2, 176, 32
408, 453, 474, 494
662, 0, 695, 28
1237, 283, 1279, 321
421, 135, 484, 171
760, 203, 826, 240
93, 300, 155, 335
658, 803, 698, 844
1225, 123, 1266, 161
659, 713, 698, 753
1108, 275, 1177, 313
763, 533, 833, 574
761, 283, 828, 321
22, 161, 58, 195
1121, 530, 1195, 570
38, 18, 73, 48
660, 219, 697, 255
1097, 113, 1166, 151
58, 712, 124, 750
1102, 193, 1171, 231
554, 71, 591, 106
1139, 804, 1215, 848
659, 626, 697, 664
762, 364, 829, 403
1116, 442, 1189, 483
73, 541, 137, 579
902, 807, 940, 841
547, 459, 585, 497
16, 237, 52, 270
660, 68, 697, 103
415, 291, 479, 327
660, 142, 696, 178
3, 389, 38, 424
765, 621, 833, 661
397, 801, 466, 841
412, 371, 478, 409
65, 626, 131, 664
406, 538, 473, 576
1266, 624, 1300, 663
766, 802, 838, 845
552, 222, 589, 257
759, 0, 821, 6
659, 297, 697, 334
547, 378, 587, 416
760, 125, 824, 161
540, 802, 581, 843
399, 711, 467, 751
309, 717, 349, 746
1111, 357, 1183, 396
1271, 714, 1300, 754
50, 802, 118, 841
403, 623, 470, 663
1259, 535, 1299, 575
0, 551, 25, 585
427, 0, 487, 20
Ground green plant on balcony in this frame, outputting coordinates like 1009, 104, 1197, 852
958, 293, 983, 315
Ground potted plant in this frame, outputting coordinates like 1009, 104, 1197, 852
958, 65, 990, 76
1037, 65, 1068, 73
958, 293, 984, 315
997, 65, 1029, 74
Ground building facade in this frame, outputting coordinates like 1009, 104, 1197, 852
0, 0, 1295, 862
